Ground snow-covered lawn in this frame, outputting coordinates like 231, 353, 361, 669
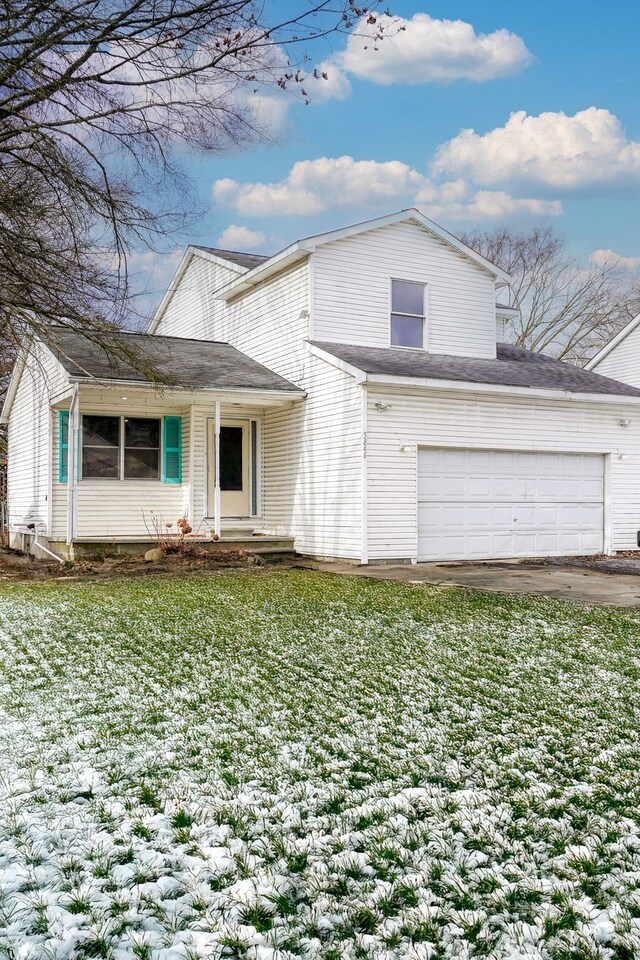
1, 570, 640, 960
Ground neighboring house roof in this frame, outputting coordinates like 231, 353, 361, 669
585, 313, 640, 370
310, 340, 640, 398
46, 327, 303, 393
190, 246, 270, 270
216, 208, 512, 301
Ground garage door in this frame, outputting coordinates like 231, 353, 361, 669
417, 448, 604, 561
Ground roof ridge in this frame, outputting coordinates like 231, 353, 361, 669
193, 245, 270, 257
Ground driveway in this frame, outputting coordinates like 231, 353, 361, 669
302, 558, 640, 607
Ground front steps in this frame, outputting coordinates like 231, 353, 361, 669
49, 534, 296, 562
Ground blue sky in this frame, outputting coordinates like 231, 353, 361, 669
135, 1, 640, 313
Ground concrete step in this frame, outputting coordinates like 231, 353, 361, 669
215, 536, 296, 558
57, 535, 296, 562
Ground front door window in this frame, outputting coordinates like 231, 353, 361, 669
219, 426, 244, 491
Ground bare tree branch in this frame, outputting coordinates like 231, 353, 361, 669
0, 0, 390, 385
461, 225, 640, 366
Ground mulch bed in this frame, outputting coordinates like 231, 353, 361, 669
0, 546, 267, 581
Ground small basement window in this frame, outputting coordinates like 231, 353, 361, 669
81, 415, 160, 479
390, 279, 425, 348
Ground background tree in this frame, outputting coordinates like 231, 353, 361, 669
461, 225, 640, 365
0, 0, 387, 375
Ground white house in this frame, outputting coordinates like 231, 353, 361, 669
4, 208, 640, 563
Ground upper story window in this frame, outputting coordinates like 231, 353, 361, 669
81, 415, 160, 480
390, 279, 425, 348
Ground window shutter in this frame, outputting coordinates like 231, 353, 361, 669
58, 411, 69, 483
163, 416, 182, 483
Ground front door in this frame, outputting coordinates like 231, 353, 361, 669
207, 419, 251, 517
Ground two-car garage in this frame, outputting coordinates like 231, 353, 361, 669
311, 338, 640, 563
417, 447, 605, 561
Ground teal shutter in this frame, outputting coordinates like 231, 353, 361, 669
163, 416, 182, 483
58, 411, 69, 483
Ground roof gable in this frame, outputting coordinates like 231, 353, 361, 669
217, 208, 511, 300
148, 244, 266, 334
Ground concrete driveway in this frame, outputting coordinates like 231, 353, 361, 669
302, 559, 640, 607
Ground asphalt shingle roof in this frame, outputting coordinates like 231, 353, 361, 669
47, 327, 302, 393
191, 246, 271, 270
310, 340, 640, 398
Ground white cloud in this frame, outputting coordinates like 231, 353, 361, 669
213, 156, 562, 221
591, 249, 640, 271
334, 12, 532, 85
217, 224, 267, 250
214, 157, 425, 216
433, 107, 640, 191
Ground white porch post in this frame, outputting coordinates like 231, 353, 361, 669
213, 399, 221, 538
66, 384, 79, 545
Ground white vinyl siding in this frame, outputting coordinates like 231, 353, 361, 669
365, 388, 640, 561
6, 347, 68, 543
590, 322, 640, 389
417, 448, 604, 561
50, 397, 189, 541
262, 353, 362, 560
215, 263, 309, 385
312, 221, 497, 359
155, 254, 309, 388
154, 256, 239, 340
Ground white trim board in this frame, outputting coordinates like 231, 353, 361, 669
216, 208, 512, 301
586, 313, 640, 370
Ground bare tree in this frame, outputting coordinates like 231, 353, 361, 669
0, 0, 388, 375
461, 225, 640, 365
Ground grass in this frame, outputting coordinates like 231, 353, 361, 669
0, 568, 640, 959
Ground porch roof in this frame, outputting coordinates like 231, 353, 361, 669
47, 327, 303, 395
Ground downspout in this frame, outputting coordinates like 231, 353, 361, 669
360, 384, 368, 565
66, 384, 79, 545
26, 524, 64, 564
213, 399, 221, 538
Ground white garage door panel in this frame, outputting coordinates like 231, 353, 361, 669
418, 448, 604, 561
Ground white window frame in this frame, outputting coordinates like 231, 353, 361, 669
389, 278, 428, 350
80, 414, 163, 482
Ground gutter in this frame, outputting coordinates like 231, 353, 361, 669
64, 377, 306, 403
309, 344, 640, 405
363, 372, 640, 405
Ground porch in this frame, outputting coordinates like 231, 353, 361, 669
45, 329, 305, 559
